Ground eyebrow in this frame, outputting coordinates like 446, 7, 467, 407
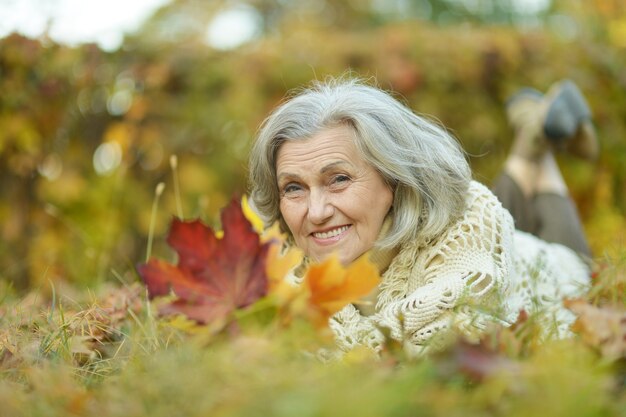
277, 161, 351, 183
320, 161, 350, 174
277, 172, 300, 183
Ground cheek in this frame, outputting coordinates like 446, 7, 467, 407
375, 178, 394, 210
364, 186, 393, 234
279, 199, 301, 233
359, 184, 392, 216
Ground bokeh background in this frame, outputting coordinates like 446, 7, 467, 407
1, 0, 625, 292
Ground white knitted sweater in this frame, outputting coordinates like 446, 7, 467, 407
327, 181, 591, 357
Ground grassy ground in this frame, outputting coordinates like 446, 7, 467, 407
0, 252, 625, 417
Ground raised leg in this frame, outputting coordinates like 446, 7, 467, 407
493, 80, 596, 258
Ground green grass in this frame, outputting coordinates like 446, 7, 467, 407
0, 257, 625, 417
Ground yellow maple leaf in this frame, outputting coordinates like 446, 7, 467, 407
241, 195, 264, 234
264, 242, 305, 323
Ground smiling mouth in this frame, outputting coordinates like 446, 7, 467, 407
311, 225, 350, 239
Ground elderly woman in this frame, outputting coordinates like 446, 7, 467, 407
248, 78, 595, 357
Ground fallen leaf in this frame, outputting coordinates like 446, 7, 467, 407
564, 298, 626, 360
444, 339, 521, 383
137, 198, 270, 325
305, 255, 380, 325
99, 283, 144, 325
0, 347, 18, 370
588, 262, 626, 305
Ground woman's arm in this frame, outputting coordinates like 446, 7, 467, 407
373, 269, 502, 349
373, 182, 516, 353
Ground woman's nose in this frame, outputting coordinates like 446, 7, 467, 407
307, 190, 334, 224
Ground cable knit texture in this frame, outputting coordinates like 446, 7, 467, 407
328, 181, 590, 357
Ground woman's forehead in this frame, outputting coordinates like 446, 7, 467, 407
277, 135, 352, 165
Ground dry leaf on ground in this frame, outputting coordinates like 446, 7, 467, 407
565, 298, 626, 360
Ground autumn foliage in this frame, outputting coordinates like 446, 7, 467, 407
137, 198, 381, 331
137, 199, 270, 325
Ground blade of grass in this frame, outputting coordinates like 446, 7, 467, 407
146, 182, 165, 262
170, 155, 184, 219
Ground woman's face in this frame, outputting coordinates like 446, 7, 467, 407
276, 125, 393, 265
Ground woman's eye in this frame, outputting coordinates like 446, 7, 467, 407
282, 183, 302, 195
330, 175, 351, 187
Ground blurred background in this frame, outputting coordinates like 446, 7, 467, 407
0, 0, 625, 292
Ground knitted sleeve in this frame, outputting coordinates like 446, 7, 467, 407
373, 182, 516, 354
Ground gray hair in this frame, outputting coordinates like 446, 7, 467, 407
248, 77, 471, 249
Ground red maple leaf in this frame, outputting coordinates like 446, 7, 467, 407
137, 198, 270, 325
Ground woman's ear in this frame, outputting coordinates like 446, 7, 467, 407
385, 174, 398, 193
389, 180, 400, 210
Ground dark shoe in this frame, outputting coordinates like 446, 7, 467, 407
542, 80, 598, 161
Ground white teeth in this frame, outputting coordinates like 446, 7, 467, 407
313, 226, 349, 239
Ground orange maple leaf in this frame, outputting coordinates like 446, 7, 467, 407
304, 255, 381, 325
266, 244, 303, 286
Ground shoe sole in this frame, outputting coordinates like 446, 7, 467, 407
543, 80, 592, 143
